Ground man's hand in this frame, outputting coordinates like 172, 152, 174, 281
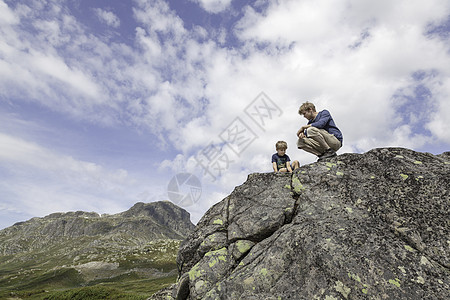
297, 125, 311, 139
297, 127, 306, 139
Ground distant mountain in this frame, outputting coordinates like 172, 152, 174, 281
0, 201, 195, 299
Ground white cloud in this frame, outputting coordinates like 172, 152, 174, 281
0, 132, 134, 188
94, 8, 120, 28
223, 0, 450, 152
1, 0, 449, 227
0, 1, 108, 118
236, 1, 343, 46
0, 0, 199, 135
30, 50, 101, 99
134, 0, 186, 37
191, 0, 233, 14
159, 154, 188, 173
0, 130, 163, 226
161, 0, 450, 225
0, 0, 18, 25
426, 77, 450, 143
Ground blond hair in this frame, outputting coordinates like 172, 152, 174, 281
298, 101, 316, 115
276, 141, 288, 150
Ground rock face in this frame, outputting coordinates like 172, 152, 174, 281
152, 148, 450, 300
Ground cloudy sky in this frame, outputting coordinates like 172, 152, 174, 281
1, 0, 449, 229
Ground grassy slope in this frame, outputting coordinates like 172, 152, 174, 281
0, 240, 180, 299
0, 202, 192, 299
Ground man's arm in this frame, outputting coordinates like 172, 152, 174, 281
309, 110, 331, 129
272, 162, 278, 172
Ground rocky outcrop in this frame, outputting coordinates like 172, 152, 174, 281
151, 148, 450, 300
119, 201, 194, 238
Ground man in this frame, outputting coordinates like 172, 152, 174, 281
296, 101, 343, 161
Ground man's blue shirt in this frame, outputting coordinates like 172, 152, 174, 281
308, 110, 343, 143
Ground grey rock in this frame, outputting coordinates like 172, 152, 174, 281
119, 201, 194, 237
150, 148, 450, 300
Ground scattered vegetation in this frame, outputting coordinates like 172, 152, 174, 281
0, 202, 191, 299
0, 239, 180, 299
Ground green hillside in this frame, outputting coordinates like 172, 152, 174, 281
0, 201, 194, 299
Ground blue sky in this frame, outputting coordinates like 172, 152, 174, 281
1, 0, 449, 229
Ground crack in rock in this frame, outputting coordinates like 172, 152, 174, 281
152, 148, 450, 300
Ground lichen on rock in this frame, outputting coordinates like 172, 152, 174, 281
150, 148, 450, 300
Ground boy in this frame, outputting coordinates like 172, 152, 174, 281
297, 101, 343, 161
272, 141, 300, 173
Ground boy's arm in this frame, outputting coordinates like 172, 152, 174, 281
286, 155, 292, 172
287, 163, 293, 172
272, 162, 278, 172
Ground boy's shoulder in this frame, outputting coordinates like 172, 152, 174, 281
272, 153, 289, 158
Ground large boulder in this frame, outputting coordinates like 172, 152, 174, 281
151, 148, 450, 300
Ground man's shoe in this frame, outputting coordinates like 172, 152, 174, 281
318, 149, 337, 161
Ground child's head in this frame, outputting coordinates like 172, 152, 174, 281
276, 141, 287, 155
298, 101, 316, 115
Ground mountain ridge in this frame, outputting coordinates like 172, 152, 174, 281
0, 200, 195, 298
1, 200, 193, 242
